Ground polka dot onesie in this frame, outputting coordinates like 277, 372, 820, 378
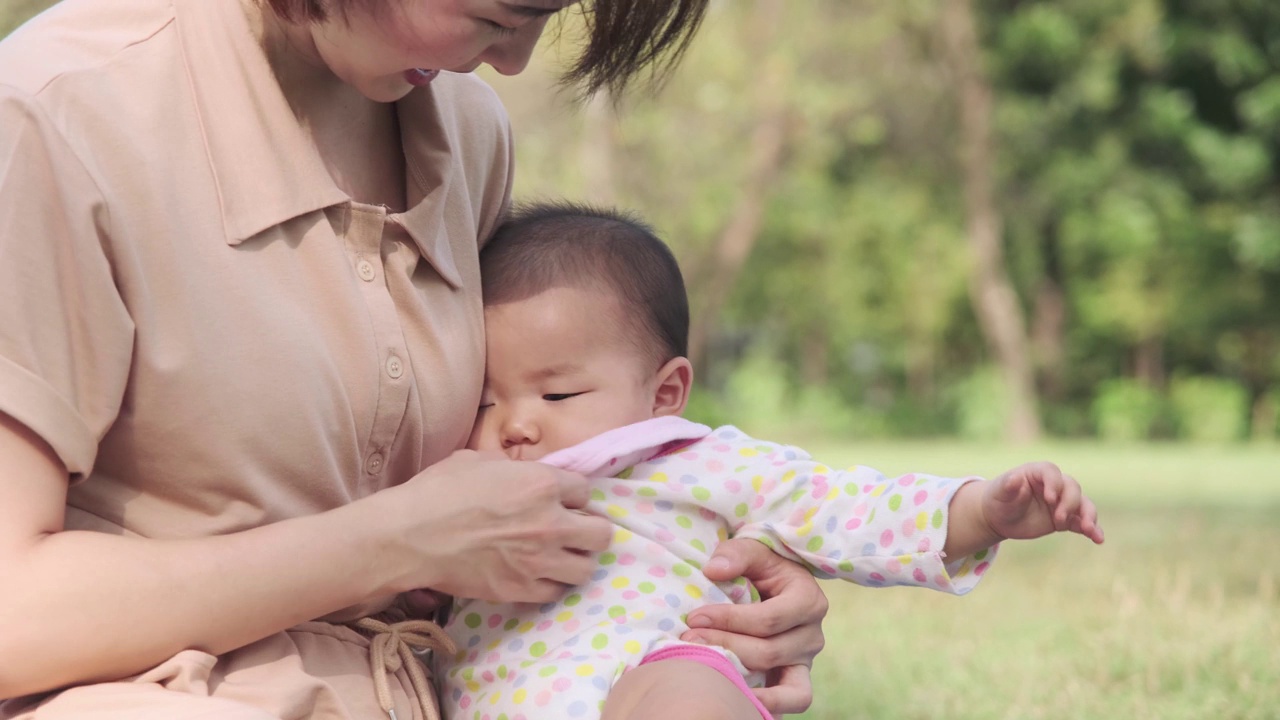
438, 417, 999, 720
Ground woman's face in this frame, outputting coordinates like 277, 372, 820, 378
308, 0, 576, 102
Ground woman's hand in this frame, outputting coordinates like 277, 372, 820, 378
681, 538, 828, 716
371, 450, 613, 604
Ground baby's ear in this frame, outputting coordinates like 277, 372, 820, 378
652, 357, 693, 417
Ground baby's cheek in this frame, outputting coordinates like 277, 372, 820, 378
555, 423, 602, 455
465, 415, 491, 451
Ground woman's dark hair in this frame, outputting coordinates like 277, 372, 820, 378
263, 0, 708, 96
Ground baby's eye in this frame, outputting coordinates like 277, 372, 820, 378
543, 392, 584, 402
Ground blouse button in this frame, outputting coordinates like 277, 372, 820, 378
356, 259, 376, 282
365, 452, 384, 475
386, 355, 404, 379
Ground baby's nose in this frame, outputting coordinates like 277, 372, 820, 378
501, 417, 540, 448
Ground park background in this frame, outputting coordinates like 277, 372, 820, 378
4, 0, 1278, 717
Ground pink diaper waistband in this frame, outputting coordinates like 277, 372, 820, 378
639, 645, 773, 720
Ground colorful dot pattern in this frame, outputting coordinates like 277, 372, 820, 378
438, 421, 998, 720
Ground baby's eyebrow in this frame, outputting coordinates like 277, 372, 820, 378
527, 362, 584, 381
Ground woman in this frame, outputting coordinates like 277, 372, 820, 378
0, 1, 827, 718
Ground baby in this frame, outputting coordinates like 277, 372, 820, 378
437, 202, 1104, 720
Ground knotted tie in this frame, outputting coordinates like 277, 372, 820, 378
350, 617, 458, 720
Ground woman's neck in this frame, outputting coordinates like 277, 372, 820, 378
243, 0, 348, 110
241, 0, 408, 211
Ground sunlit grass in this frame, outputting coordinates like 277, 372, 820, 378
784, 441, 1280, 720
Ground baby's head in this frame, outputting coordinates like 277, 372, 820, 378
469, 201, 693, 461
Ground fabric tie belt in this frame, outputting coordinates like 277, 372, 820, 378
348, 617, 457, 720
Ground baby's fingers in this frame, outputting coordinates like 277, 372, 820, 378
1052, 476, 1082, 531
1070, 496, 1106, 544
1024, 461, 1062, 506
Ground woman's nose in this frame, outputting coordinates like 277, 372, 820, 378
481, 18, 548, 76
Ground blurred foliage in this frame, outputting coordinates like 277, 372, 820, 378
1092, 378, 1164, 441
6, 0, 1279, 442
951, 366, 1014, 442
492, 0, 1280, 443
1169, 375, 1251, 443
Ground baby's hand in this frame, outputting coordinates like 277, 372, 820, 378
983, 462, 1105, 544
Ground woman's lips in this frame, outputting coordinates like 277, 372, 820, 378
404, 68, 440, 86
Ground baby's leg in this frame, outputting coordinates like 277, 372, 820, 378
602, 659, 762, 720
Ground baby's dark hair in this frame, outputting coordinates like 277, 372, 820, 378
481, 201, 689, 368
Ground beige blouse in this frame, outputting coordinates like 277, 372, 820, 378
0, 0, 512, 541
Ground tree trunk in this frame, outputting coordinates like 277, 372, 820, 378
940, 0, 1042, 443
1032, 219, 1067, 400
686, 0, 790, 372
1251, 392, 1276, 441
1133, 336, 1165, 388
905, 339, 937, 404
800, 329, 830, 387
1032, 278, 1066, 398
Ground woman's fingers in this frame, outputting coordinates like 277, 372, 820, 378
680, 539, 826, 692
683, 621, 824, 674
693, 539, 828, 625
551, 466, 593, 510
542, 547, 598, 587
560, 510, 613, 554
390, 453, 615, 602
752, 664, 815, 717
684, 588, 826, 645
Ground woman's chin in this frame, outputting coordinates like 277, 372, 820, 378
350, 75, 417, 104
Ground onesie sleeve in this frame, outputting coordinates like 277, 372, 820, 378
719, 428, 998, 595
0, 86, 134, 479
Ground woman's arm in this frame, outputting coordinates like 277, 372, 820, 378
0, 412, 611, 699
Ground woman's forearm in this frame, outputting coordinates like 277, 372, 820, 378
0, 497, 394, 699
0, 416, 608, 700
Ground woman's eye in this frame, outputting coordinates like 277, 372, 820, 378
543, 392, 584, 402
481, 18, 520, 37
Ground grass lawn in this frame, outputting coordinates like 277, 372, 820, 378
778, 440, 1280, 720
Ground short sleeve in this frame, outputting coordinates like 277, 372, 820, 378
456, 76, 514, 248
0, 86, 133, 478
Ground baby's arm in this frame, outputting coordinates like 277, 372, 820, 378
732, 440, 1111, 591
718, 439, 989, 593
723, 434, 1100, 594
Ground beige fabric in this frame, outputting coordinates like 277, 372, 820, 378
0, 623, 429, 720
0, 0, 513, 715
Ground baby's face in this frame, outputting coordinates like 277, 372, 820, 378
468, 286, 659, 461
